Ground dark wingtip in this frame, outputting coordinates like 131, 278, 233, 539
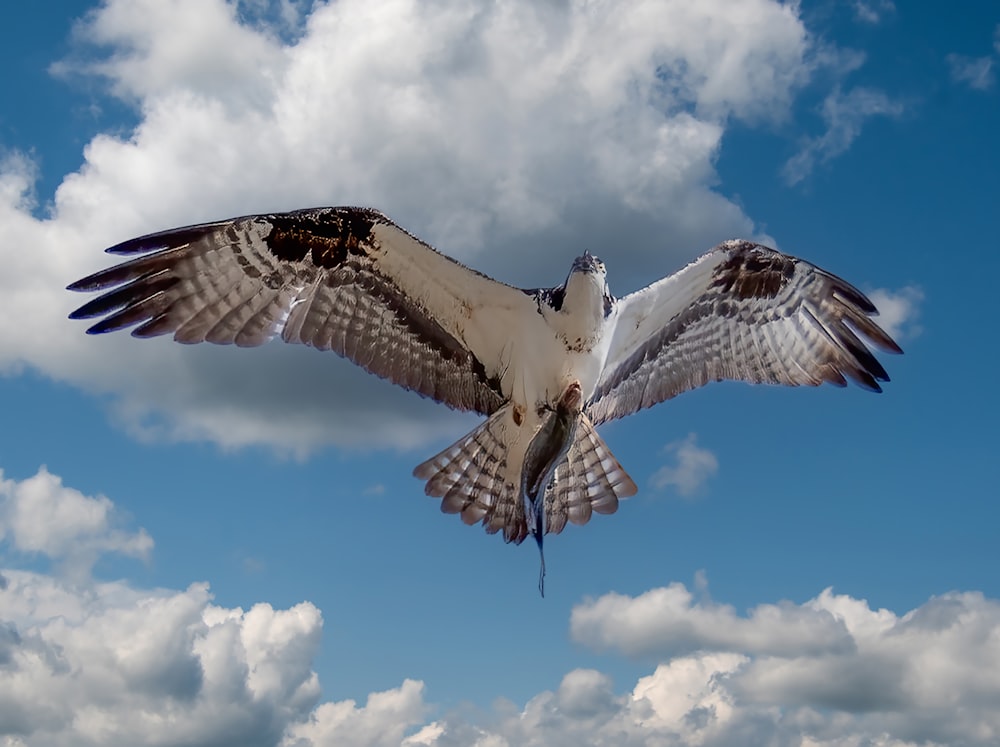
104, 224, 220, 256
67, 273, 109, 293
883, 338, 904, 356
850, 367, 884, 393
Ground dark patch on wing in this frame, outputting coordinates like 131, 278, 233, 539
330, 259, 504, 410
528, 286, 565, 312
711, 241, 796, 300
264, 207, 377, 269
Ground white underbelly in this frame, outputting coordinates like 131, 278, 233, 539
461, 305, 609, 490
463, 302, 608, 406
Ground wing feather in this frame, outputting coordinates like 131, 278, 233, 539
589, 240, 902, 423
68, 207, 538, 414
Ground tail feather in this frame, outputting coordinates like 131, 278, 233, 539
414, 405, 527, 543
547, 413, 638, 530
414, 407, 637, 544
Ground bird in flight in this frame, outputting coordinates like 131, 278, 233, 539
68, 207, 901, 593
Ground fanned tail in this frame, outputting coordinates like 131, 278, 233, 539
544, 413, 638, 535
413, 406, 638, 596
413, 405, 527, 543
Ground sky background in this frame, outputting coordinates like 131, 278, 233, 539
1, 1, 998, 745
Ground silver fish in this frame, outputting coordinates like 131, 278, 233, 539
520, 380, 583, 596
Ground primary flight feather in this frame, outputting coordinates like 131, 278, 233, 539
68, 206, 901, 582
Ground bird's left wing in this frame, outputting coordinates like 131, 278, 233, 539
588, 240, 902, 424
68, 207, 536, 414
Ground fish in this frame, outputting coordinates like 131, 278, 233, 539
520, 380, 584, 596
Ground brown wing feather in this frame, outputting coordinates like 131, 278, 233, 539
589, 240, 902, 424
68, 207, 505, 414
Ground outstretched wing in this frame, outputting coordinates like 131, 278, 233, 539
68, 207, 536, 414
588, 240, 902, 424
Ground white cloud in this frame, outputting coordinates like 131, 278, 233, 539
0, 463, 436, 747
783, 86, 904, 185
4, 466, 1000, 747
408, 584, 1000, 747
0, 463, 321, 747
650, 434, 718, 496
55, 0, 289, 108
946, 54, 995, 91
0, 0, 857, 455
569, 581, 858, 659
568, 582, 1000, 739
867, 286, 923, 341
945, 23, 1000, 92
281, 679, 428, 747
12, 568, 1000, 747
0, 464, 426, 747
0, 467, 152, 577
852, 0, 895, 25
0, 569, 327, 747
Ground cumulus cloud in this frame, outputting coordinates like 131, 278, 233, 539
783, 86, 904, 185
569, 581, 858, 659
282, 679, 428, 747
4, 465, 1000, 747
409, 583, 1000, 747
408, 577, 1000, 746
0, 0, 885, 454
0, 467, 152, 577
650, 433, 718, 497
0, 463, 446, 747
54, 0, 290, 107
1, 571, 325, 747
0, 464, 319, 747
568, 581, 1000, 738
867, 286, 923, 341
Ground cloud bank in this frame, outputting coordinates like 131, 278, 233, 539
0, 0, 907, 454
3, 466, 998, 747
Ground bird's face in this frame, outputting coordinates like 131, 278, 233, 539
567, 251, 608, 293
570, 251, 606, 278
561, 251, 611, 318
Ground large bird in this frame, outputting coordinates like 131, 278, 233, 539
68, 206, 901, 589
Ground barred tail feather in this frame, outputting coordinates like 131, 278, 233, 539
413, 408, 636, 545
546, 413, 637, 534
413, 405, 527, 544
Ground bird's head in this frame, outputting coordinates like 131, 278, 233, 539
570, 251, 606, 278
562, 251, 611, 316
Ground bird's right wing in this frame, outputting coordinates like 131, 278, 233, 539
68, 207, 539, 415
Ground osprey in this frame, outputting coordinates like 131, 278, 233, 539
68, 207, 901, 590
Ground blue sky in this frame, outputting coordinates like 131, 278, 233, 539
1, 1, 998, 745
